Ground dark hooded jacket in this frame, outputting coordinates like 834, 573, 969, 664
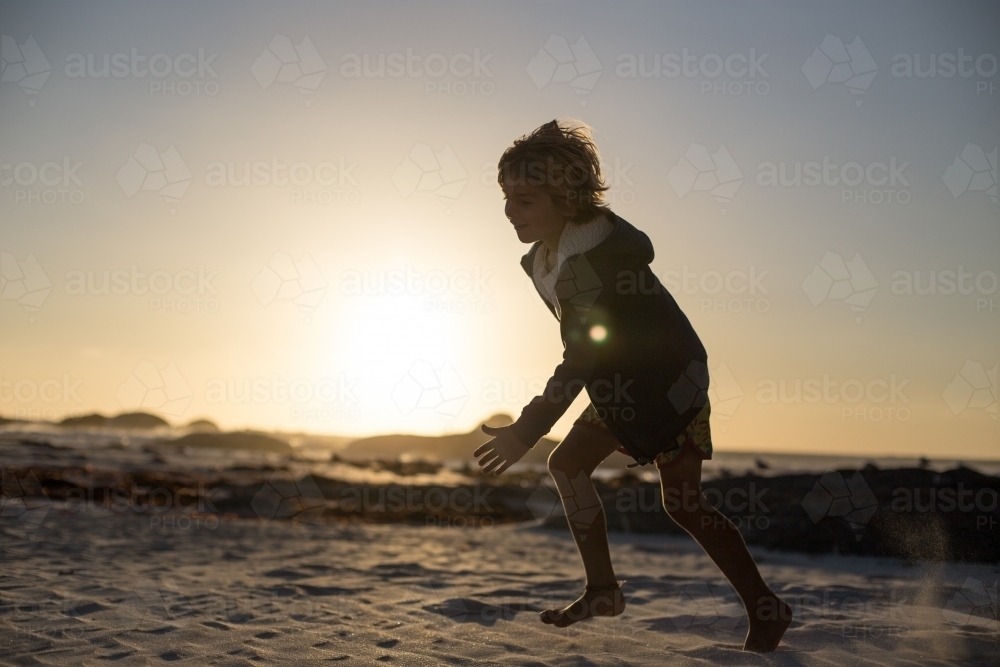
508, 210, 710, 467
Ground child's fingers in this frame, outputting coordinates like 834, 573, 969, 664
477, 453, 496, 468
473, 443, 491, 457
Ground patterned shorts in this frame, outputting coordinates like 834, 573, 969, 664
573, 400, 713, 470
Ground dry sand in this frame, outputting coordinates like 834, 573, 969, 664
2, 504, 998, 666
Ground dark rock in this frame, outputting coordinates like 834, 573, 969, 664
58, 413, 109, 427
7, 459, 998, 563
58, 412, 169, 429
107, 413, 170, 429
185, 418, 219, 432
157, 431, 293, 454
596, 466, 1000, 563
338, 416, 559, 466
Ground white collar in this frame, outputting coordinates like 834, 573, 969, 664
532, 212, 614, 318
542, 212, 613, 277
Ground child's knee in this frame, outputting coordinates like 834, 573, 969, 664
546, 447, 582, 478
546, 435, 586, 475
660, 482, 708, 524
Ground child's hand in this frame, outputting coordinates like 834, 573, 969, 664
475, 424, 531, 476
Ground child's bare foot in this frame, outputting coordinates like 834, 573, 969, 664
743, 592, 792, 652
540, 580, 626, 628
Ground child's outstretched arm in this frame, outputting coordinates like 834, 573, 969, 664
474, 311, 600, 476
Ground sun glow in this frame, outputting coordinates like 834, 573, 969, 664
328, 293, 474, 432
338, 294, 464, 365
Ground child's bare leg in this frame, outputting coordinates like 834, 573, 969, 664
659, 447, 792, 652
541, 425, 624, 627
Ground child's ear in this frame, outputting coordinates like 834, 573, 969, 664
549, 192, 577, 221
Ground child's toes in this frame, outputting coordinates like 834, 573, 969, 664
539, 609, 563, 624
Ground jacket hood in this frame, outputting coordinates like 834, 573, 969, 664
519, 211, 654, 278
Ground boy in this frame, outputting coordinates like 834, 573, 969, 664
474, 119, 792, 652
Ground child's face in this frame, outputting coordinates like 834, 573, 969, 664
502, 183, 568, 244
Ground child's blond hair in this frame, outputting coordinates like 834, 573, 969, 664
497, 119, 611, 224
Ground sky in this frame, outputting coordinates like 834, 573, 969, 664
1, 0, 998, 460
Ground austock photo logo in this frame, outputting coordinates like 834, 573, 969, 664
779, 587, 910, 639
392, 143, 468, 213
1, 372, 85, 423
339, 46, 494, 97
527, 34, 602, 106
667, 359, 710, 416
0, 469, 52, 538
756, 373, 911, 424
251, 252, 328, 324
943, 143, 997, 204
755, 155, 911, 205
615, 46, 770, 98
479, 374, 547, 408
665, 359, 744, 432
801, 252, 878, 324
942, 578, 999, 633
649, 264, 770, 315
115, 360, 193, 418
707, 362, 743, 432
540, 469, 602, 534
802, 35, 878, 107
799, 252, 994, 320
1, 252, 51, 324
483, 154, 636, 206
252, 35, 327, 102
339, 263, 495, 315
116, 143, 193, 213
1, 155, 85, 205
204, 156, 360, 204
1, 35, 51, 106
63, 264, 221, 315
204, 373, 361, 425
891, 47, 1000, 96
803, 37, 997, 105
390, 359, 468, 420
555, 254, 603, 323
667, 143, 743, 215
669, 579, 743, 634
524, 476, 562, 523
890, 265, 998, 314
801, 470, 879, 540
943, 361, 997, 422
64, 46, 220, 97
251, 471, 327, 523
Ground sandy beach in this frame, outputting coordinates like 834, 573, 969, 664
3, 498, 998, 666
